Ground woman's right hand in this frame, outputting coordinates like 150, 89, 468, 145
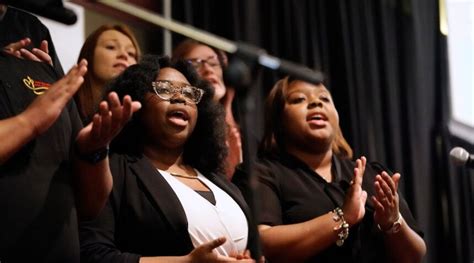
342, 156, 368, 226
3, 38, 53, 66
188, 237, 255, 262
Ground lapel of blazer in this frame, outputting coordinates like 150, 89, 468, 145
128, 155, 188, 234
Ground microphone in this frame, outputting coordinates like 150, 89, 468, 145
449, 147, 474, 169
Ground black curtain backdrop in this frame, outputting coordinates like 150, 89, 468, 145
171, 0, 473, 262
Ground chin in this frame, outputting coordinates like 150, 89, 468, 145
213, 86, 226, 99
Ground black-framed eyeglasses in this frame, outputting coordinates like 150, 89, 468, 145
186, 55, 221, 69
152, 80, 205, 104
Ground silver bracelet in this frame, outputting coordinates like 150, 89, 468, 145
332, 207, 349, 246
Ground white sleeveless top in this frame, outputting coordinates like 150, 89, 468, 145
159, 169, 249, 256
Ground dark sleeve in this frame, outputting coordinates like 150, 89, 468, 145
398, 192, 424, 237
79, 155, 141, 263
253, 161, 283, 226
67, 100, 83, 140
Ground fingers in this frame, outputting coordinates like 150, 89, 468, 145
392, 172, 401, 190
40, 40, 49, 54
202, 237, 227, 252
97, 101, 112, 140
3, 38, 31, 54
19, 48, 41, 63
371, 195, 385, 212
352, 156, 366, 186
374, 171, 400, 205
361, 190, 368, 205
107, 92, 123, 130
4, 38, 52, 65
31, 48, 53, 66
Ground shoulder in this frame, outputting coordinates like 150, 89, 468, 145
108, 153, 145, 178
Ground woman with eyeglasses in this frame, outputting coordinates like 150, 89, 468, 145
79, 55, 259, 263
253, 77, 426, 262
172, 39, 242, 180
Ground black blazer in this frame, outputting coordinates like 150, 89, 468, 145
79, 153, 259, 263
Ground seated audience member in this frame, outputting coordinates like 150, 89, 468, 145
79, 55, 259, 262
173, 39, 242, 179
75, 24, 141, 123
253, 76, 426, 262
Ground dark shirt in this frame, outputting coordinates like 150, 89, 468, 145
254, 152, 423, 263
0, 53, 82, 262
0, 6, 64, 76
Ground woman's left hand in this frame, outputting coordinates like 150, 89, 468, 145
372, 171, 401, 230
75, 92, 141, 154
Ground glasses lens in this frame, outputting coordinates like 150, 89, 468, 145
181, 86, 203, 103
152, 81, 204, 104
205, 57, 220, 67
187, 56, 220, 69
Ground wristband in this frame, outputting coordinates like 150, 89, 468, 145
76, 146, 109, 164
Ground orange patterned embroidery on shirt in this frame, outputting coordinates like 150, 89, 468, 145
23, 76, 51, 95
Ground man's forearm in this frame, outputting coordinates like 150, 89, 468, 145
0, 114, 36, 164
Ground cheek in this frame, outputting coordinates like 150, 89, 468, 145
216, 67, 224, 79
189, 109, 198, 130
93, 53, 109, 74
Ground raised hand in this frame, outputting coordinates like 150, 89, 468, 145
75, 92, 141, 155
20, 59, 87, 136
342, 156, 368, 226
372, 171, 401, 230
3, 38, 53, 65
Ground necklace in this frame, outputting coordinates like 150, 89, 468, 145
170, 173, 199, 179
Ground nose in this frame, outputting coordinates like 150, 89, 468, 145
169, 92, 187, 105
308, 98, 322, 109
117, 48, 130, 61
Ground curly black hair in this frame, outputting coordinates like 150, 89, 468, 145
108, 55, 228, 176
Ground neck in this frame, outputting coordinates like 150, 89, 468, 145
286, 144, 333, 182
144, 145, 189, 173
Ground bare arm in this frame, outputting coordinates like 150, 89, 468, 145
74, 92, 141, 219
0, 60, 87, 164
258, 157, 368, 262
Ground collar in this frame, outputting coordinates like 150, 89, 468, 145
269, 151, 350, 186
